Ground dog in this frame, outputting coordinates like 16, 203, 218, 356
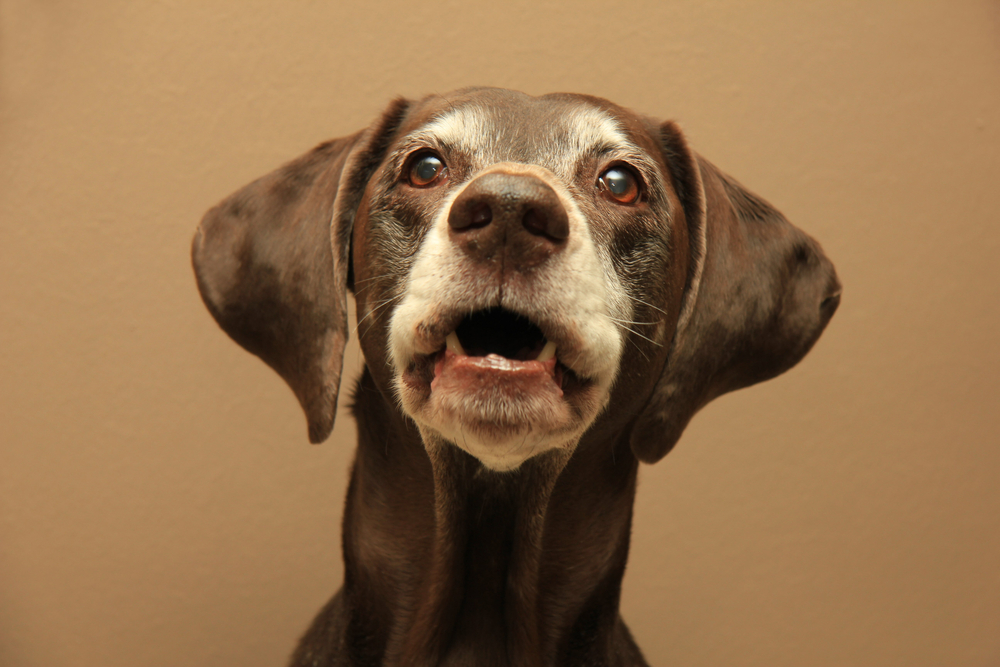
192, 87, 840, 666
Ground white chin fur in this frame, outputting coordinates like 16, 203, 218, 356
395, 367, 612, 471
417, 423, 575, 472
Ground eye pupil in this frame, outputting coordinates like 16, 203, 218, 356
410, 154, 445, 187
599, 166, 640, 204
605, 169, 630, 195
415, 157, 440, 181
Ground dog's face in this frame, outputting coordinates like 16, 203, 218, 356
193, 87, 839, 469
353, 90, 687, 470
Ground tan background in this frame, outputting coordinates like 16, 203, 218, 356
2, 1, 998, 665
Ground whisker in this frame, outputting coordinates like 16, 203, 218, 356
504, 431, 530, 458
607, 316, 659, 327
354, 293, 405, 337
624, 293, 668, 316
353, 272, 400, 287
613, 322, 662, 349
626, 339, 652, 362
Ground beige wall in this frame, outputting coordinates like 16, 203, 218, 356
2, 1, 998, 665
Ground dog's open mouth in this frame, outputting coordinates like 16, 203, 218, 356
451, 307, 555, 362
396, 306, 596, 408
391, 304, 601, 469
396, 305, 611, 465
398, 305, 599, 456
429, 307, 565, 396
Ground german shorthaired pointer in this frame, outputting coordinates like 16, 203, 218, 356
193, 87, 840, 666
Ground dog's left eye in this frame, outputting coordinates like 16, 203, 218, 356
407, 152, 448, 188
597, 165, 641, 205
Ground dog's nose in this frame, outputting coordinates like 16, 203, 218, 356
448, 173, 569, 268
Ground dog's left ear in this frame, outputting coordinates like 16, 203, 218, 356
192, 99, 410, 444
630, 121, 841, 463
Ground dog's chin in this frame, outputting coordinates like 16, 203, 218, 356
398, 349, 606, 471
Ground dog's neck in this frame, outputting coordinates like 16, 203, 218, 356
338, 368, 641, 667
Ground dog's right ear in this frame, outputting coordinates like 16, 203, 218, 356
192, 99, 410, 444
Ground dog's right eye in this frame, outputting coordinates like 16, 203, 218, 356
597, 165, 641, 205
407, 152, 448, 188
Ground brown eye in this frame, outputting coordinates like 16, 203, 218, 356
597, 165, 641, 204
407, 152, 447, 187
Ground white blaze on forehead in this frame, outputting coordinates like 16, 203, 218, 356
562, 106, 636, 157
414, 105, 492, 154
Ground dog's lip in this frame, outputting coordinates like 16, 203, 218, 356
430, 348, 563, 395
401, 306, 593, 401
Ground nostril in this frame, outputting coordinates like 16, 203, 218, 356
522, 206, 569, 241
819, 270, 842, 319
449, 200, 493, 231
522, 209, 547, 237
820, 290, 841, 316
468, 203, 492, 229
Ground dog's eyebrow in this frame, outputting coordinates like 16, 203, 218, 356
378, 109, 484, 172
551, 108, 664, 192
587, 143, 661, 186
575, 142, 663, 199
416, 105, 491, 151
386, 107, 489, 169
388, 133, 451, 167
564, 108, 636, 153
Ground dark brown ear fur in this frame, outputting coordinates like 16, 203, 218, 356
192, 99, 410, 443
630, 123, 841, 463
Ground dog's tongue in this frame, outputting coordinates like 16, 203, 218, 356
431, 350, 562, 396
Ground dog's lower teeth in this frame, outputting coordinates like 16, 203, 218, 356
446, 331, 466, 356
536, 340, 557, 362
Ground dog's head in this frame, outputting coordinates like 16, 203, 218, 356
193, 88, 840, 470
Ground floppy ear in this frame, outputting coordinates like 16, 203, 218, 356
192, 99, 410, 443
630, 122, 842, 463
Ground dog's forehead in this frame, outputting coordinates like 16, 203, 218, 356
400, 91, 647, 173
